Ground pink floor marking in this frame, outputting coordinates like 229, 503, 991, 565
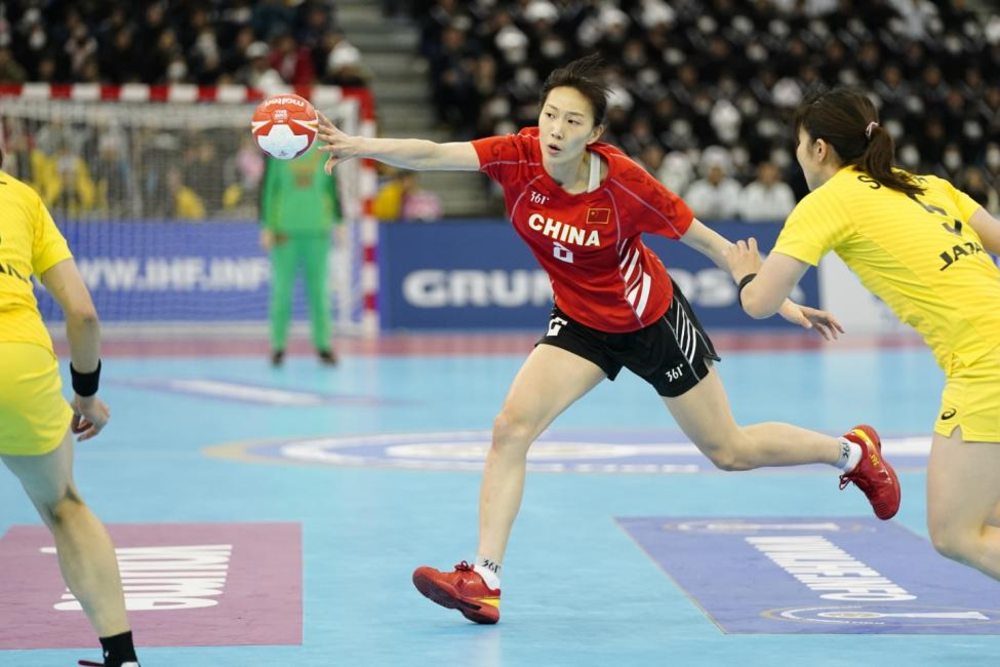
0, 523, 301, 649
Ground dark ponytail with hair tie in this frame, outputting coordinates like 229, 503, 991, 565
794, 88, 924, 197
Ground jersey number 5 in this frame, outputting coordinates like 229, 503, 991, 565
907, 192, 962, 237
909, 192, 987, 271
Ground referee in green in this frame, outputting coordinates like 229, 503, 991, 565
259, 142, 340, 366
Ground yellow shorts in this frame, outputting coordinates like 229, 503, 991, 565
935, 345, 1000, 443
0, 342, 73, 456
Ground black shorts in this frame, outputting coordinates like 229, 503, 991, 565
537, 283, 720, 397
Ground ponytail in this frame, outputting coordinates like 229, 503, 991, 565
795, 88, 924, 197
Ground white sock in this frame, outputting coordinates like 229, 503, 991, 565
474, 556, 501, 590
834, 438, 862, 472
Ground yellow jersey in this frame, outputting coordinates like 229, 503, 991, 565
0, 170, 73, 351
773, 166, 1000, 370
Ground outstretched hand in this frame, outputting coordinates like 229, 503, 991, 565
779, 302, 845, 341
316, 112, 358, 175
724, 237, 763, 281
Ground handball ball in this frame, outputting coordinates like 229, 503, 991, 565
251, 94, 318, 160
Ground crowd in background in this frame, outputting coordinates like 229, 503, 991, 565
0, 0, 366, 219
413, 0, 1000, 216
0, 0, 368, 88
0, 0, 997, 220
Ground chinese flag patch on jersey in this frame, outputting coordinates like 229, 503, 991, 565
586, 208, 610, 225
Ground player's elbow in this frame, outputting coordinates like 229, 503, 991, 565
65, 304, 99, 327
740, 288, 778, 320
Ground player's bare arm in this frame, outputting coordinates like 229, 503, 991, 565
726, 241, 843, 339
678, 218, 733, 269
41, 258, 109, 440
41, 258, 100, 373
316, 112, 479, 174
967, 207, 1000, 256
684, 223, 843, 339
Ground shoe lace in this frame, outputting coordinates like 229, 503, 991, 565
454, 560, 474, 572
839, 464, 882, 494
838, 472, 854, 491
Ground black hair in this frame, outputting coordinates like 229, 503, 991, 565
539, 53, 610, 127
794, 87, 924, 196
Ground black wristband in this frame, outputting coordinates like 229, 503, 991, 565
70, 360, 101, 397
737, 273, 758, 307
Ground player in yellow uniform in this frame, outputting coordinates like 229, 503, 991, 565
0, 151, 140, 667
727, 88, 1000, 583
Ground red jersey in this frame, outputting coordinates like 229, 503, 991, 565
472, 128, 693, 333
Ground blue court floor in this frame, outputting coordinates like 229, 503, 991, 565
2, 332, 998, 666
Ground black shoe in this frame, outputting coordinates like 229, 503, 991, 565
79, 660, 140, 666
271, 350, 285, 367
318, 349, 338, 366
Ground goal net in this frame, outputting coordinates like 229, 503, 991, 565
0, 84, 378, 337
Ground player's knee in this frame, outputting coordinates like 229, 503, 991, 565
707, 450, 751, 471
491, 410, 535, 455
699, 438, 752, 471
928, 521, 972, 562
38, 488, 86, 528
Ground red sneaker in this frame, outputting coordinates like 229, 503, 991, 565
839, 425, 900, 520
412, 561, 501, 624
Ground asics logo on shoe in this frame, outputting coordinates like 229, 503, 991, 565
940, 408, 957, 420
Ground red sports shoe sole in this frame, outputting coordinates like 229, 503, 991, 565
412, 567, 500, 624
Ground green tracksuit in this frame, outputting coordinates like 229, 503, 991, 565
260, 143, 339, 352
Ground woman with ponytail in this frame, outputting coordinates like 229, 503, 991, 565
728, 87, 1000, 584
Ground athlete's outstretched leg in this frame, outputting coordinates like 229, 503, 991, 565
927, 428, 1000, 581
664, 366, 843, 469
664, 366, 899, 518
